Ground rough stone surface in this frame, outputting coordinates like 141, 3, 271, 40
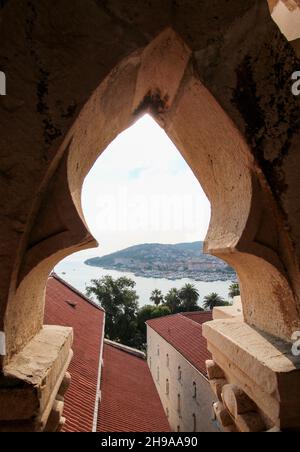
210, 378, 228, 402
206, 360, 225, 380
235, 412, 266, 433
1, 0, 300, 432
44, 400, 64, 433
0, 0, 299, 365
203, 319, 300, 430
213, 402, 234, 428
221, 384, 258, 419
213, 297, 243, 321
1, 325, 73, 431
57, 372, 71, 398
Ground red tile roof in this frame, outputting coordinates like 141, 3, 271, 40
97, 344, 171, 432
44, 274, 105, 432
181, 311, 213, 325
146, 312, 212, 376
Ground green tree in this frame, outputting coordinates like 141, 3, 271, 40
150, 289, 164, 306
165, 288, 182, 313
229, 282, 240, 299
86, 276, 139, 346
136, 304, 171, 346
179, 284, 200, 311
203, 292, 228, 311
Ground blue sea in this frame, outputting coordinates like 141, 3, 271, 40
54, 259, 234, 309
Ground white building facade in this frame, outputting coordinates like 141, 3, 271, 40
147, 313, 220, 433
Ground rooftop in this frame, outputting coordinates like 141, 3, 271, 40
97, 343, 171, 432
44, 274, 105, 432
181, 311, 213, 325
45, 274, 170, 432
146, 312, 213, 377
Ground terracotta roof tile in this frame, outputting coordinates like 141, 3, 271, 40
97, 344, 171, 432
44, 275, 105, 432
181, 311, 213, 325
146, 313, 212, 376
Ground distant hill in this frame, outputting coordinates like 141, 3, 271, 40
85, 242, 236, 282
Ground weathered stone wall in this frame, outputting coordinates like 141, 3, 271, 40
0, 0, 300, 360
0, 1, 300, 431
0, 0, 300, 429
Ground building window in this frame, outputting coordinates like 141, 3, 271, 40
157, 345, 160, 356
157, 366, 160, 382
166, 407, 169, 418
177, 394, 181, 417
166, 353, 169, 367
178, 366, 182, 382
149, 357, 152, 370
177, 425, 180, 432
166, 379, 169, 396
193, 381, 197, 399
193, 413, 197, 432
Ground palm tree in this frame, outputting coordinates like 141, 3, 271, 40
179, 284, 199, 311
85, 276, 139, 345
203, 293, 226, 311
229, 282, 240, 299
165, 288, 182, 313
150, 289, 164, 306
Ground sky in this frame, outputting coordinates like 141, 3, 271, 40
66, 114, 211, 262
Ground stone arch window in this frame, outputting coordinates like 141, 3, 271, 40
157, 345, 160, 357
149, 357, 152, 370
3, 21, 300, 432
166, 353, 169, 367
178, 366, 182, 382
6, 27, 299, 366
193, 381, 197, 399
166, 378, 169, 396
192, 413, 197, 432
177, 425, 181, 433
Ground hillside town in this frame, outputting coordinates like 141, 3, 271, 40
86, 242, 236, 282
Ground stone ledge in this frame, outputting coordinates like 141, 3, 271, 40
0, 326, 73, 429
213, 296, 243, 321
203, 320, 300, 430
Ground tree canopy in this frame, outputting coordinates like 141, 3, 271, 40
229, 282, 240, 299
164, 288, 182, 314
86, 276, 228, 350
150, 289, 164, 306
136, 304, 171, 346
203, 292, 228, 311
179, 283, 200, 311
86, 276, 139, 346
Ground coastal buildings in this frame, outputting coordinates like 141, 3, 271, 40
85, 242, 235, 282
147, 312, 219, 432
